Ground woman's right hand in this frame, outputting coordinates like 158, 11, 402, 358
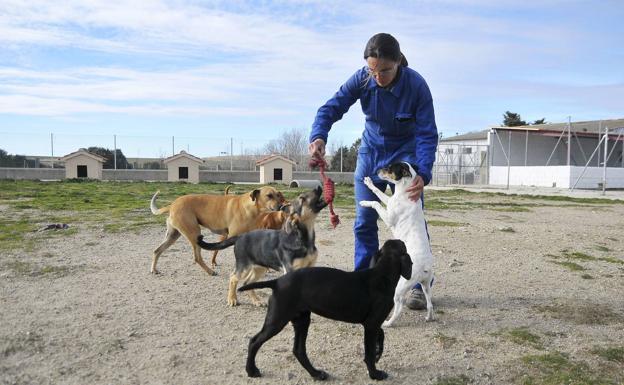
308, 138, 326, 158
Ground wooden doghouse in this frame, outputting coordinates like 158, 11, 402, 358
61, 149, 106, 179
256, 154, 296, 184
164, 151, 204, 183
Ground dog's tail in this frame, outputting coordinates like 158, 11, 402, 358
197, 234, 238, 250
224, 185, 233, 195
238, 279, 278, 292
150, 191, 170, 215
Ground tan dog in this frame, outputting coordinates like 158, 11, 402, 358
149, 186, 284, 275
208, 185, 289, 266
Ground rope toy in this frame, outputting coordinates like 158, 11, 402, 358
309, 155, 340, 228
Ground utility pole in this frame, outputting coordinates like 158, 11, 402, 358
602, 126, 608, 195
506, 131, 511, 190
566, 116, 571, 166
172, 136, 175, 156
340, 147, 343, 172
50, 133, 54, 169
230, 137, 233, 171
114, 134, 117, 170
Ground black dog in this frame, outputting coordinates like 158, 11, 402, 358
238, 239, 412, 381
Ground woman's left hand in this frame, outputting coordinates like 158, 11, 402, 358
405, 175, 424, 202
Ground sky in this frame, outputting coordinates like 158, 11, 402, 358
1, 0, 623, 158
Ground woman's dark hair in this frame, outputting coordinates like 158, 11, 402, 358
363, 33, 408, 67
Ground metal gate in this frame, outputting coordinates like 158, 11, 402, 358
433, 144, 489, 186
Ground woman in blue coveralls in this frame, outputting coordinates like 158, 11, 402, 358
308, 33, 438, 310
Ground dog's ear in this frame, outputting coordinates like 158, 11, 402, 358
315, 185, 322, 196
250, 189, 260, 201
400, 254, 413, 280
285, 213, 300, 233
409, 163, 419, 178
369, 250, 381, 268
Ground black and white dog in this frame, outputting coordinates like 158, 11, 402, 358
359, 162, 434, 326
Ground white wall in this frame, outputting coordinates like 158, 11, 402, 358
570, 167, 624, 189
490, 166, 624, 188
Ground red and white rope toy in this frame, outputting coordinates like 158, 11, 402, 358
309, 155, 340, 228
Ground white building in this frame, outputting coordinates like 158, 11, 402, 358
438, 118, 624, 189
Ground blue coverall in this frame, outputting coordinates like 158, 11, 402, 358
310, 66, 438, 271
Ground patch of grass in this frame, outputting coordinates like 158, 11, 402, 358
1, 331, 44, 356
3, 260, 73, 277
534, 302, 623, 325
38, 265, 72, 276
505, 327, 543, 349
562, 251, 596, 261
4, 260, 34, 275
427, 220, 467, 227
518, 351, 618, 385
433, 332, 457, 348
492, 206, 531, 212
558, 250, 623, 266
597, 256, 624, 265
594, 245, 611, 252
580, 274, 594, 280
548, 260, 586, 271
434, 374, 471, 385
591, 346, 624, 363
0, 217, 38, 252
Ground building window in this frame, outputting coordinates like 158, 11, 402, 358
273, 168, 283, 181
179, 167, 189, 179
445, 148, 454, 154
462, 147, 472, 154
77, 165, 87, 178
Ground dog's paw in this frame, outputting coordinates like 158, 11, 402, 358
363, 176, 374, 188
359, 200, 374, 208
227, 298, 239, 307
150, 268, 160, 275
246, 366, 261, 378
382, 320, 393, 328
312, 370, 329, 381
369, 369, 388, 381
252, 301, 267, 308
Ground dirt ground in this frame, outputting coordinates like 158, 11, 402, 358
1, 191, 624, 385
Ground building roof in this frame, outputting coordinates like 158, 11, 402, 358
163, 150, 204, 164
256, 154, 297, 166
444, 118, 624, 143
61, 149, 107, 163
441, 130, 489, 142
490, 118, 624, 136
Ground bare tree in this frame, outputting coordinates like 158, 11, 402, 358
262, 128, 309, 170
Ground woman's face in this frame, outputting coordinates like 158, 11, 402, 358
366, 57, 399, 87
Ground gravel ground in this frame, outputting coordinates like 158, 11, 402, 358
1, 192, 623, 385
